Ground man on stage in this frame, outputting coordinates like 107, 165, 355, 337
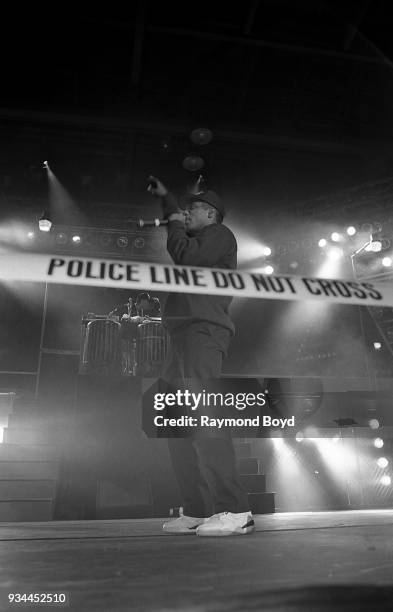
148, 177, 254, 536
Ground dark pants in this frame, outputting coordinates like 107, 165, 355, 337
161, 322, 250, 517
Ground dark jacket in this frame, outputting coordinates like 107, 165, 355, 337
162, 217, 237, 334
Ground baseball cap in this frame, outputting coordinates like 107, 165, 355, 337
187, 190, 225, 218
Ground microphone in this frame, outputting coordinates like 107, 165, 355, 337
137, 218, 169, 227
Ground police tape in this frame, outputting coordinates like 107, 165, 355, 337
0, 251, 392, 307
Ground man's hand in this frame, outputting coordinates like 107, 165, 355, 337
122, 314, 145, 324
168, 212, 187, 224
147, 176, 168, 197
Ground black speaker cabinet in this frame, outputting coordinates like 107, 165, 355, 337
55, 375, 180, 519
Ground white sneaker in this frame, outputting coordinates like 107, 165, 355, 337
196, 511, 255, 537
162, 514, 206, 534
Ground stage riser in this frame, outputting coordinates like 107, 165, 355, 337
0, 480, 56, 500
249, 492, 275, 514
0, 462, 59, 479
3, 428, 55, 446
234, 442, 252, 457
240, 474, 266, 493
56, 375, 181, 519
238, 458, 261, 474
0, 445, 59, 461
0, 500, 53, 522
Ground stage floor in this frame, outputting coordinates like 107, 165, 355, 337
1, 510, 393, 611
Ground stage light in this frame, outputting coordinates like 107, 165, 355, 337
39, 210, 52, 232
117, 236, 128, 248
331, 232, 340, 242
190, 127, 213, 146
27, 231, 35, 240
346, 226, 356, 236
182, 155, 205, 172
382, 256, 392, 267
43, 160, 49, 170
264, 265, 274, 275
377, 457, 389, 468
271, 436, 284, 449
369, 419, 380, 429
318, 238, 327, 248
365, 240, 382, 253
303, 426, 320, 438
72, 235, 81, 244
55, 232, 68, 245
374, 438, 384, 449
295, 431, 304, 442
373, 342, 382, 350
314, 436, 356, 473
327, 247, 344, 261
380, 475, 391, 486
99, 234, 112, 247
262, 246, 272, 256
134, 237, 145, 249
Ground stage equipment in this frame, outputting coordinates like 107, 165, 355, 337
136, 319, 170, 377
81, 318, 122, 376
80, 313, 169, 376
182, 155, 205, 171
190, 127, 213, 145
39, 210, 52, 232
137, 218, 169, 227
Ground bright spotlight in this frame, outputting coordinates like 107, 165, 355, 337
271, 435, 284, 449
369, 419, 380, 430
72, 235, 81, 244
331, 232, 341, 242
374, 438, 384, 449
262, 246, 272, 256
365, 241, 382, 253
327, 247, 344, 261
377, 457, 389, 468
373, 342, 382, 350
346, 226, 356, 236
264, 265, 274, 275
382, 257, 392, 267
380, 475, 391, 486
313, 436, 356, 473
39, 210, 52, 232
318, 238, 327, 248
27, 231, 35, 240
43, 160, 49, 169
